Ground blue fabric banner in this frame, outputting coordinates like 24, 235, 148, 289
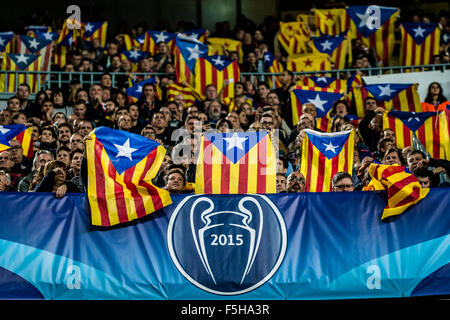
0, 189, 449, 300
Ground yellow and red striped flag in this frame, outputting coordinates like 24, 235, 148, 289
122, 34, 142, 51
346, 73, 370, 118
85, 126, 172, 227
439, 105, 450, 159
298, 75, 347, 92
365, 164, 429, 220
314, 8, 348, 36
82, 21, 108, 48
166, 82, 204, 107
287, 53, 330, 73
263, 51, 284, 89
207, 37, 244, 64
383, 110, 448, 160
300, 129, 355, 192
194, 55, 240, 101
0, 32, 15, 53
0, 53, 42, 93
310, 31, 348, 69
364, 83, 422, 112
0, 124, 34, 159
174, 35, 209, 86
142, 30, 177, 55
278, 21, 310, 55
400, 23, 440, 66
346, 6, 400, 67
195, 131, 276, 194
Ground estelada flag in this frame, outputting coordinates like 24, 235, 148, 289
0, 53, 41, 93
195, 131, 276, 194
82, 21, 108, 48
346, 73, 370, 118
300, 129, 355, 192
122, 34, 142, 51
121, 49, 149, 72
366, 164, 429, 220
278, 21, 310, 55
126, 77, 162, 103
179, 29, 208, 43
310, 31, 348, 69
383, 110, 448, 160
346, 6, 400, 66
400, 23, 440, 66
0, 32, 15, 53
290, 85, 344, 131
194, 55, 240, 101
174, 34, 209, 86
440, 105, 450, 160
314, 9, 347, 36
16, 35, 53, 73
207, 37, 244, 64
86, 127, 172, 227
142, 30, 177, 55
287, 53, 330, 73
298, 75, 347, 91
263, 51, 283, 89
364, 83, 422, 112
0, 125, 33, 159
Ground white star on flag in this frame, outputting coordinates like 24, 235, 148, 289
323, 141, 338, 153
16, 54, 29, 64
0, 37, 4, 46
307, 94, 328, 113
378, 84, 395, 97
407, 112, 420, 122
212, 55, 225, 67
443, 33, 449, 43
154, 32, 169, 43
43, 32, 53, 40
316, 77, 328, 83
28, 38, 40, 49
356, 10, 371, 28
136, 85, 143, 93
114, 138, 138, 161
187, 44, 205, 60
129, 50, 141, 59
0, 126, 10, 135
224, 133, 248, 151
413, 25, 426, 38
320, 40, 333, 51
264, 54, 271, 62
85, 23, 94, 33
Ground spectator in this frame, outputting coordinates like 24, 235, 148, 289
164, 167, 186, 194
35, 160, 81, 198
17, 150, 54, 192
276, 172, 287, 193
0, 170, 11, 192
424, 82, 447, 107
0, 150, 21, 191
332, 172, 354, 192
382, 147, 404, 166
286, 171, 305, 193
414, 167, 436, 188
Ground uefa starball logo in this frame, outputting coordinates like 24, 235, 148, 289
167, 194, 287, 295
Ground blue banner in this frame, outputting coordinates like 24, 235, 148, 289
0, 189, 449, 300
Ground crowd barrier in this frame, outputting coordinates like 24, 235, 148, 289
0, 189, 449, 300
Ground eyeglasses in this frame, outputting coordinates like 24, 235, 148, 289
288, 176, 305, 183
334, 184, 354, 190
261, 121, 273, 126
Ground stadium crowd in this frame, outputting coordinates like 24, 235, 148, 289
0, 10, 449, 197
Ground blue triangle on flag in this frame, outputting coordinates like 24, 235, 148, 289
364, 83, 412, 101
175, 36, 209, 73
311, 34, 345, 54
388, 110, 435, 132
94, 127, 161, 175
20, 35, 52, 53
346, 6, 398, 38
148, 30, 176, 44
0, 32, 14, 51
126, 77, 157, 100
205, 55, 233, 71
402, 23, 439, 45
0, 124, 28, 143
305, 129, 351, 160
7, 53, 40, 70
122, 50, 148, 63
35, 31, 59, 41
83, 22, 104, 37
308, 76, 337, 88
205, 131, 267, 164
293, 89, 344, 118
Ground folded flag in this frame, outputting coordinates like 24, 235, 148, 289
366, 164, 429, 220
166, 82, 204, 106
86, 127, 172, 227
0, 124, 33, 159
195, 131, 276, 194
300, 129, 355, 192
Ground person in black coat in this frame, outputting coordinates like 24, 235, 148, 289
35, 160, 81, 198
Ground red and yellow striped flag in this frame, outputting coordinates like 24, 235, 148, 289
123, 34, 142, 51
400, 23, 441, 66
366, 164, 429, 220
174, 35, 209, 86
142, 30, 177, 55
309, 31, 348, 69
0, 125, 33, 159
287, 53, 330, 72
82, 21, 108, 48
364, 83, 422, 112
0, 32, 15, 53
278, 21, 310, 55
0, 53, 42, 93
314, 9, 348, 36
166, 82, 204, 107
194, 55, 240, 101
195, 131, 276, 194
346, 73, 370, 118
383, 110, 447, 160
440, 105, 450, 159
263, 51, 284, 89
300, 129, 355, 192
86, 127, 172, 227
207, 37, 244, 64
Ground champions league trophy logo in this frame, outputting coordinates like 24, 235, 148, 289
167, 194, 287, 295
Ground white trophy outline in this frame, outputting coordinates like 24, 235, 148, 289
190, 196, 263, 285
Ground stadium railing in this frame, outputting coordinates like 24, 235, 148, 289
0, 63, 449, 102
